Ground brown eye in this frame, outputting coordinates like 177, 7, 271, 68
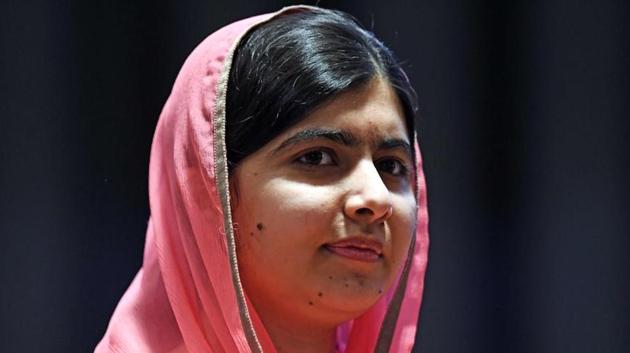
376, 159, 408, 176
296, 150, 335, 166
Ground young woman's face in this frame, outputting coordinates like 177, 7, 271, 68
232, 78, 417, 327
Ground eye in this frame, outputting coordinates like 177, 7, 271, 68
295, 149, 335, 166
376, 158, 409, 177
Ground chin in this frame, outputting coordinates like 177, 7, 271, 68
316, 278, 389, 319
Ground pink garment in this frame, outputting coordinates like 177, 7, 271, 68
95, 5, 429, 353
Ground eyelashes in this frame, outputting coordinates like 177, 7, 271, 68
375, 159, 409, 177
293, 148, 410, 177
295, 149, 335, 166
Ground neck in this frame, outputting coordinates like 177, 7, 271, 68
258, 311, 337, 353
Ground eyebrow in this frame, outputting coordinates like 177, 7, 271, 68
378, 138, 413, 159
272, 127, 412, 159
273, 128, 359, 154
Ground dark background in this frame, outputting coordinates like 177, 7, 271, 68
1, 0, 629, 352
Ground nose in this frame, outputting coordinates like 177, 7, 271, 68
344, 160, 393, 225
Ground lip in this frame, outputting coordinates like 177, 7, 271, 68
324, 237, 384, 263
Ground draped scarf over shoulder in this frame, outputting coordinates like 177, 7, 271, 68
95, 5, 429, 353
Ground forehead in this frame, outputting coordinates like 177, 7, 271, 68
283, 79, 409, 142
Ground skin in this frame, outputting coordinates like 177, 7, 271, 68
231, 78, 417, 353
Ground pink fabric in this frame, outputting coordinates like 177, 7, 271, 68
95, 6, 429, 353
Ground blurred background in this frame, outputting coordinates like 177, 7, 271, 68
1, 0, 629, 352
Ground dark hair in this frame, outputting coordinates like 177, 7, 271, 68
226, 7, 418, 171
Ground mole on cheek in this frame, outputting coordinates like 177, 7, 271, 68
256, 223, 264, 231
317, 292, 323, 297
308, 301, 314, 306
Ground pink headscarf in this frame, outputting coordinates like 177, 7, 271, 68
95, 5, 429, 353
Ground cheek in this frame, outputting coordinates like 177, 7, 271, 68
389, 195, 417, 268
258, 179, 336, 220
235, 180, 339, 253
233, 180, 342, 295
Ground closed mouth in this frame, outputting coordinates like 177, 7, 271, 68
324, 237, 383, 262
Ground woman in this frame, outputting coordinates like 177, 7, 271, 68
95, 5, 429, 353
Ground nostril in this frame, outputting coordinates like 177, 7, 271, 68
356, 208, 374, 216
